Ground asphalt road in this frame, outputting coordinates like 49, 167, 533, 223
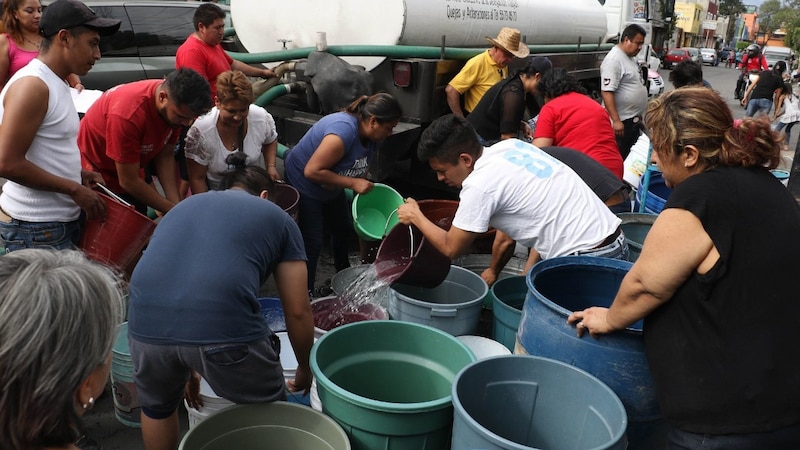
82, 62, 798, 450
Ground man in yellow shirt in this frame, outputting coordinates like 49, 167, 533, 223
445, 27, 529, 117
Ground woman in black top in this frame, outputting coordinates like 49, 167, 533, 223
742, 60, 786, 117
569, 87, 800, 448
466, 56, 551, 143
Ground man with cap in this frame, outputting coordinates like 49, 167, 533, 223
467, 55, 552, 143
0, 0, 120, 253
600, 23, 648, 159
445, 27, 529, 118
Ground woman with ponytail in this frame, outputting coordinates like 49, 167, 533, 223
284, 93, 402, 293
569, 87, 800, 448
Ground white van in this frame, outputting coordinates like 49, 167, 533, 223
762, 46, 794, 70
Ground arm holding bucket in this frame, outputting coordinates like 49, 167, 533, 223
398, 197, 476, 259
303, 134, 373, 194
481, 230, 516, 286
275, 260, 314, 393
0, 78, 106, 220
568, 208, 716, 337
115, 145, 177, 214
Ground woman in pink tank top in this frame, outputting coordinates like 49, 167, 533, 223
0, 0, 82, 90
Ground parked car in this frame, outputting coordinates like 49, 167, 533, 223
43, 1, 244, 91
719, 47, 733, 60
699, 48, 719, 66
663, 48, 692, 69
686, 47, 703, 64
647, 68, 664, 97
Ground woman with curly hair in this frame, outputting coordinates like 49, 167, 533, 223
532, 67, 623, 178
569, 87, 800, 448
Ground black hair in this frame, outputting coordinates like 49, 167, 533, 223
193, 3, 225, 31
344, 92, 403, 125
163, 68, 213, 117
417, 114, 481, 165
621, 23, 646, 42
669, 60, 704, 88
538, 67, 587, 99
220, 165, 275, 198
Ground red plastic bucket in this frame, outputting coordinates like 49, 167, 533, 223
374, 224, 450, 288
273, 183, 299, 222
79, 193, 156, 271
417, 199, 496, 253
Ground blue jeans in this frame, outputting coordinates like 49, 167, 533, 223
774, 121, 796, 144
667, 423, 800, 450
0, 217, 82, 253
295, 191, 352, 292
745, 98, 772, 117
573, 228, 630, 261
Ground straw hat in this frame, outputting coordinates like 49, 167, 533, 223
486, 27, 529, 58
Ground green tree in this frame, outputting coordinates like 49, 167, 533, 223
757, 0, 781, 33
719, 0, 746, 43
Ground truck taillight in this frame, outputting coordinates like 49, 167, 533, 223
393, 62, 412, 87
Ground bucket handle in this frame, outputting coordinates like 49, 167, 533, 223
431, 307, 457, 317
382, 208, 400, 237
96, 183, 133, 208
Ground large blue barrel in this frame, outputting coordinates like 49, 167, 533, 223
515, 256, 667, 450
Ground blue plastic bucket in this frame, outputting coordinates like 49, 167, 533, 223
451, 355, 627, 450
258, 297, 286, 332
490, 276, 526, 351
635, 171, 672, 214
311, 320, 476, 450
516, 256, 667, 450
111, 322, 141, 428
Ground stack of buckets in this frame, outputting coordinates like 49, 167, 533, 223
110, 322, 141, 427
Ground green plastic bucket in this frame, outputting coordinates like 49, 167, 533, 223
178, 402, 351, 450
451, 355, 628, 450
351, 183, 404, 241
110, 322, 141, 428
617, 213, 658, 262
490, 275, 526, 351
311, 320, 477, 450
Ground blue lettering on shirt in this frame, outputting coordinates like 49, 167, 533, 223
503, 141, 553, 178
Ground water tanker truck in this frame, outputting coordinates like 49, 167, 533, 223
228, 0, 652, 197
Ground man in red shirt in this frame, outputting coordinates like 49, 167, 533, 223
78, 68, 212, 214
176, 3, 274, 98
735, 44, 768, 99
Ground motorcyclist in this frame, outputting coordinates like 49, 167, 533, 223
735, 44, 768, 99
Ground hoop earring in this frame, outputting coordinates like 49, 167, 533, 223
82, 397, 95, 411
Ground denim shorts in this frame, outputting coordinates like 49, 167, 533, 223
129, 333, 285, 419
0, 216, 81, 253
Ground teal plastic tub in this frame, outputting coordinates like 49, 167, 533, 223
351, 183, 403, 241
451, 355, 628, 450
490, 275, 526, 351
311, 320, 476, 450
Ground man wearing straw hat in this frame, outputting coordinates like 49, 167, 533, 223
445, 27, 529, 118
0, 0, 120, 253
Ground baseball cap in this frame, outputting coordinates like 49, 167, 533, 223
39, 0, 121, 38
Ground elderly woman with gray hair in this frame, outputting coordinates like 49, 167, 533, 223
0, 249, 125, 450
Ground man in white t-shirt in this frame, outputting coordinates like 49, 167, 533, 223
601, 23, 648, 159
397, 114, 626, 275
0, 0, 120, 253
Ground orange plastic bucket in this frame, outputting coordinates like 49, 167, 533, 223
79, 193, 156, 271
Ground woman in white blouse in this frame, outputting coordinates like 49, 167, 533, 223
185, 70, 280, 193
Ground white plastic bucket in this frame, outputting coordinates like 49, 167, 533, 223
185, 378, 235, 429
456, 335, 512, 360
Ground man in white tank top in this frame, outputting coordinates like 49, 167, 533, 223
0, 0, 119, 253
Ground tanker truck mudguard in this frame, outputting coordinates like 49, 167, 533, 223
229, 0, 627, 199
